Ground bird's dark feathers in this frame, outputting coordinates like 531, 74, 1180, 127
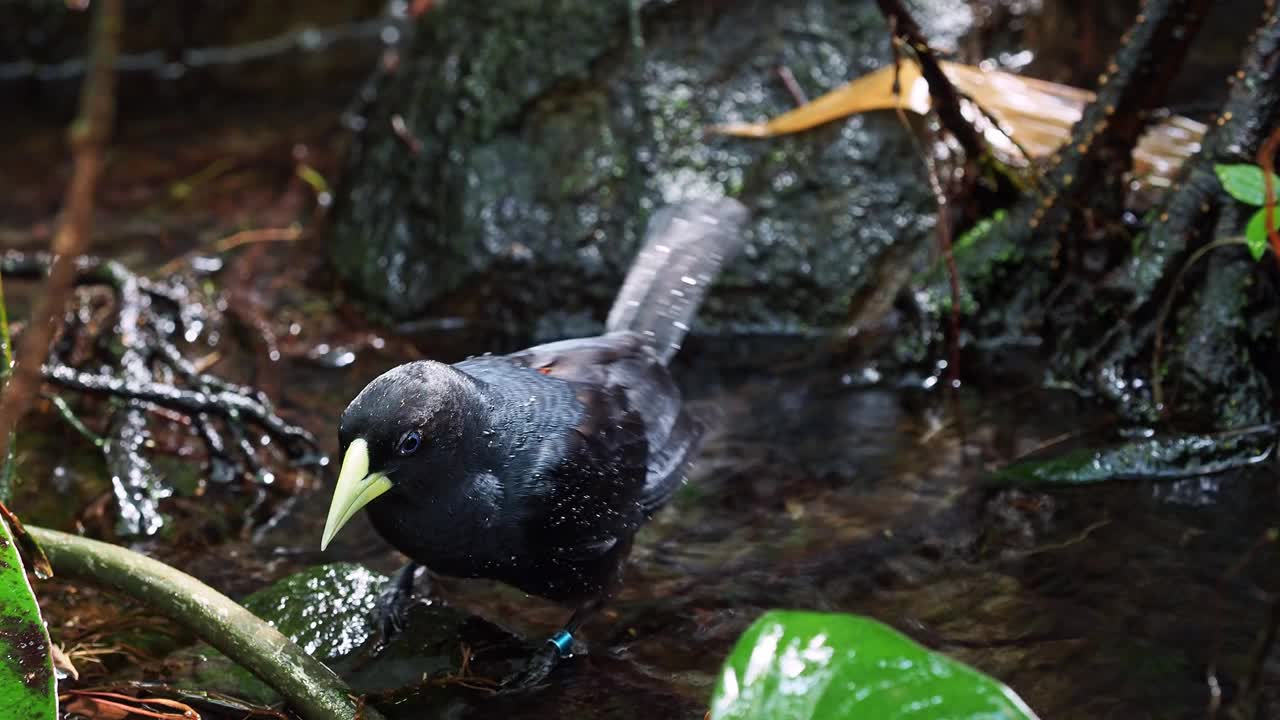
502, 330, 700, 516
606, 197, 749, 363
343, 197, 746, 606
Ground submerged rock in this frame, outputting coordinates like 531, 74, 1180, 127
331, 0, 943, 338
241, 561, 387, 660
171, 563, 532, 709
170, 563, 389, 703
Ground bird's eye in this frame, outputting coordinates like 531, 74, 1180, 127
397, 430, 422, 456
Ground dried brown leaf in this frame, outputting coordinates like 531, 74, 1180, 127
710, 59, 1204, 186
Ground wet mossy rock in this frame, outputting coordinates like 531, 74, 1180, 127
242, 561, 387, 660
176, 562, 387, 703
332, 0, 940, 337
175, 563, 533, 707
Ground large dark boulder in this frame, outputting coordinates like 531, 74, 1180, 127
330, 0, 947, 339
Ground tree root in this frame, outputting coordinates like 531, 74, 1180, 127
41, 365, 315, 453
29, 526, 385, 720
2, 249, 320, 536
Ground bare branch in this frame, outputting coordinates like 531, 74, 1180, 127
0, 0, 122, 463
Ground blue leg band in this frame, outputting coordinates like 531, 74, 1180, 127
548, 629, 574, 657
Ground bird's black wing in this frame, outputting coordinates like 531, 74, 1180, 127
506, 331, 702, 516
457, 343, 647, 548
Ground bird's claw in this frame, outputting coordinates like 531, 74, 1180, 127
499, 643, 564, 693
373, 577, 416, 647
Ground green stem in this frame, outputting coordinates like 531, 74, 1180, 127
28, 526, 385, 720
0, 271, 11, 372
0, 272, 13, 501
45, 394, 105, 448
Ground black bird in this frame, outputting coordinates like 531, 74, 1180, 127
320, 197, 749, 685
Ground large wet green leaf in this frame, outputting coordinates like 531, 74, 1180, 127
710, 611, 1038, 720
0, 515, 56, 720
1215, 163, 1280, 207
989, 430, 1275, 487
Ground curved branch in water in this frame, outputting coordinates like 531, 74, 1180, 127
28, 526, 384, 720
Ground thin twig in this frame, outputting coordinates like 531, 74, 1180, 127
155, 225, 303, 275
390, 114, 423, 155
44, 393, 105, 448
894, 89, 964, 389
214, 225, 302, 253
41, 364, 317, 453
923, 148, 962, 388
0, 500, 52, 578
0, 0, 121, 463
0, 271, 14, 496
1242, 593, 1280, 714
875, 0, 986, 160
1150, 237, 1249, 410
1008, 518, 1113, 558
775, 66, 808, 106
2, 247, 320, 526
1257, 126, 1280, 268
0, 273, 11, 370
1206, 528, 1278, 719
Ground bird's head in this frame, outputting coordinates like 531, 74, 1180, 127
320, 360, 488, 550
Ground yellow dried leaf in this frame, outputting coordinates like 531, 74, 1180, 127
711, 59, 1204, 184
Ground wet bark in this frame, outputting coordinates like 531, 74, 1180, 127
938, 1, 1280, 429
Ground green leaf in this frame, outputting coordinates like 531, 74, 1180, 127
988, 429, 1274, 487
1214, 163, 1280, 207
710, 611, 1039, 720
954, 209, 1008, 253
0, 515, 56, 720
1245, 207, 1278, 261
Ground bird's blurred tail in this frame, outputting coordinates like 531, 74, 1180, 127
605, 197, 749, 365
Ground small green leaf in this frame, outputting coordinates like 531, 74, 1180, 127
295, 164, 330, 196
954, 209, 1008, 253
0, 515, 57, 720
1214, 163, 1280, 207
988, 429, 1274, 487
710, 610, 1039, 720
1245, 207, 1278, 261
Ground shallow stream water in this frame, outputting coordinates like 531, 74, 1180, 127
2, 5, 1278, 718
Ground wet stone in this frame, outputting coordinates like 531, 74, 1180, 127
168, 563, 391, 703
169, 563, 533, 709
331, 0, 943, 338
240, 562, 387, 660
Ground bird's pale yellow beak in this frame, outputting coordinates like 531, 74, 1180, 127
320, 438, 392, 550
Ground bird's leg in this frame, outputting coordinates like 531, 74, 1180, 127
374, 561, 424, 646
501, 596, 605, 692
